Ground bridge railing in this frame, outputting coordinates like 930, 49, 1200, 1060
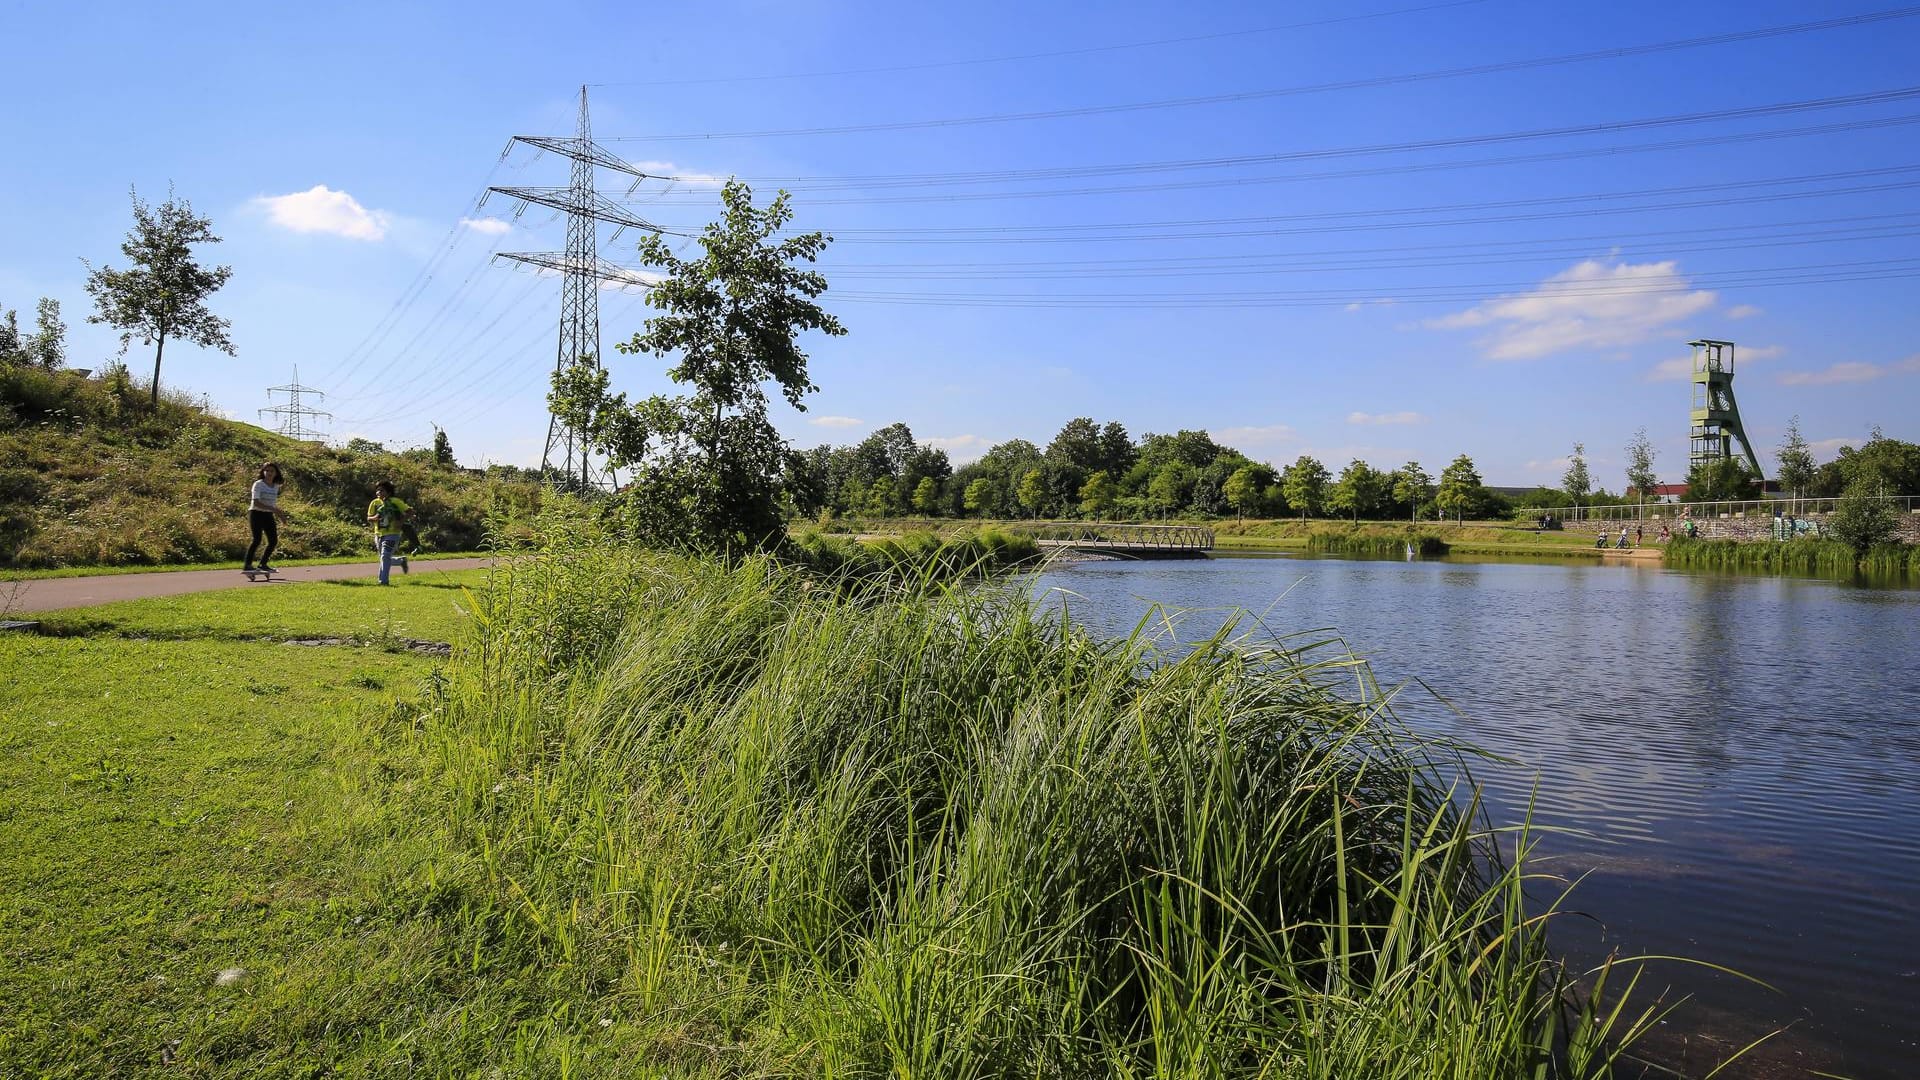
1017, 522, 1215, 550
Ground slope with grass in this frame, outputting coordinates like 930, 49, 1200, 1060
0, 365, 538, 569
2, 515, 1735, 1077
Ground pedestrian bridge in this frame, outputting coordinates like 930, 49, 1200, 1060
1015, 522, 1214, 559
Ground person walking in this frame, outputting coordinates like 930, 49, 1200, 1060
243, 462, 290, 574
365, 480, 411, 585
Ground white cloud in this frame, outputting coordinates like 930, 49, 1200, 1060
1347, 410, 1424, 426
808, 415, 863, 429
1342, 298, 1398, 312
1431, 259, 1716, 360
460, 216, 511, 236
1806, 437, 1853, 458
1777, 355, 1920, 386
1214, 424, 1296, 447
253, 185, 391, 241
925, 434, 989, 462
629, 160, 729, 189
1645, 343, 1784, 382
1727, 304, 1763, 319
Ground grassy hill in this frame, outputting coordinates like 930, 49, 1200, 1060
0, 364, 540, 569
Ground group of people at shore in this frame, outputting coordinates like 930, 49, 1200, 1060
244, 462, 421, 584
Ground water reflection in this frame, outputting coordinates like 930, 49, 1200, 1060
1035, 555, 1920, 1079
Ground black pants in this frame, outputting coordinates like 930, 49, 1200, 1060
247, 510, 278, 566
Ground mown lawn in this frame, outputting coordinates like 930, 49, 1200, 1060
0, 575, 485, 1077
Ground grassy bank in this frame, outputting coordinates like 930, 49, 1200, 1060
2, 528, 1725, 1076
1664, 535, 1918, 576
1, 366, 538, 569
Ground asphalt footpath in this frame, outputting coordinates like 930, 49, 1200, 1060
2, 557, 496, 614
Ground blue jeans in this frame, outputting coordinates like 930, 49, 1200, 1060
377, 534, 403, 584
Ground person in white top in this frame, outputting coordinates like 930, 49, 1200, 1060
245, 462, 290, 573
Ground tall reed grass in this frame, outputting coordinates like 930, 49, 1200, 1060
1303, 526, 1450, 558
1664, 535, 1916, 576
413, 508, 1704, 1076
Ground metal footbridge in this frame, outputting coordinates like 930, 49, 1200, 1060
1017, 522, 1214, 558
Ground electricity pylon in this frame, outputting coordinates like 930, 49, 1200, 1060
1687, 339, 1765, 482
481, 86, 662, 491
259, 366, 332, 441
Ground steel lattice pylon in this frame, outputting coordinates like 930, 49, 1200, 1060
482, 87, 662, 491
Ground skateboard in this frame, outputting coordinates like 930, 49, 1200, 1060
242, 568, 280, 581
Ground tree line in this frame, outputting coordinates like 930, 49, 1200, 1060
783, 418, 1511, 522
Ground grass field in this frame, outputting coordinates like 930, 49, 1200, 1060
0, 551, 491, 582
0, 537, 1720, 1077
0, 574, 485, 1078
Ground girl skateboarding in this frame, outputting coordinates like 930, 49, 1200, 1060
244, 462, 290, 575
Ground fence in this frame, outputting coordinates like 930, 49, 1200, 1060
1525, 495, 1918, 525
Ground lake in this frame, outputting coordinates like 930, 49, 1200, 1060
1035, 553, 1920, 1080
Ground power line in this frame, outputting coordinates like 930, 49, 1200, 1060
586, 0, 1494, 87
597, 10, 1920, 141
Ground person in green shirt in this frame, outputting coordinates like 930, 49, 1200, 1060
365, 479, 411, 585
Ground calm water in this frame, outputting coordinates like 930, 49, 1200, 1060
1036, 554, 1920, 1080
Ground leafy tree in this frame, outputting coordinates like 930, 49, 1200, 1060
0, 304, 18, 364
1079, 470, 1118, 517
1562, 442, 1591, 509
1223, 463, 1274, 521
1436, 455, 1486, 521
867, 476, 899, 517
1625, 428, 1658, 508
1685, 457, 1759, 502
1147, 462, 1195, 518
345, 437, 387, 456
1829, 476, 1899, 556
1329, 459, 1386, 522
25, 299, 66, 369
912, 476, 940, 515
1046, 417, 1105, 472
963, 477, 997, 517
1392, 461, 1432, 521
1016, 468, 1048, 517
552, 181, 845, 551
1774, 416, 1815, 502
1812, 428, 1920, 498
1097, 421, 1137, 477
1280, 456, 1330, 519
432, 426, 455, 468
84, 187, 235, 404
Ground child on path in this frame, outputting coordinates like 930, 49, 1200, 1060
244, 462, 290, 574
366, 480, 411, 585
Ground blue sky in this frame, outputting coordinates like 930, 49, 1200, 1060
4, 0, 1917, 487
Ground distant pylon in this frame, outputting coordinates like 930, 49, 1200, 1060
481, 86, 662, 491
259, 366, 332, 441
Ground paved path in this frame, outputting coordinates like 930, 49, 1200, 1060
3, 557, 496, 614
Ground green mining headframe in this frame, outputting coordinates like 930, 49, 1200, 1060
1687, 339, 1765, 482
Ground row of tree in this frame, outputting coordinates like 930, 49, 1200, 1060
785, 417, 1511, 522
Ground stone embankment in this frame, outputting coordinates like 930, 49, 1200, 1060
1553, 509, 1920, 544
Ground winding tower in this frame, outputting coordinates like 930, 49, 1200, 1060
1688, 339, 1764, 481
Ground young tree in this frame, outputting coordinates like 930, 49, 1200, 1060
551, 181, 846, 550
432, 426, 455, 468
1392, 461, 1432, 521
1078, 470, 1118, 517
0, 304, 19, 364
1016, 468, 1048, 517
1436, 454, 1486, 521
1685, 457, 1759, 502
963, 477, 997, 518
1147, 462, 1195, 518
1562, 442, 1591, 512
1328, 459, 1386, 522
84, 188, 234, 404
1280, 455, 1330, 519
28, 298, 65, 369
1775, 416, 1816, 504
866, 476, 899, 517
1829, 476, 1898, 556
912, 476, 940, 515
1625, 428, 1658, 509
1222, 463, 1274, 522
